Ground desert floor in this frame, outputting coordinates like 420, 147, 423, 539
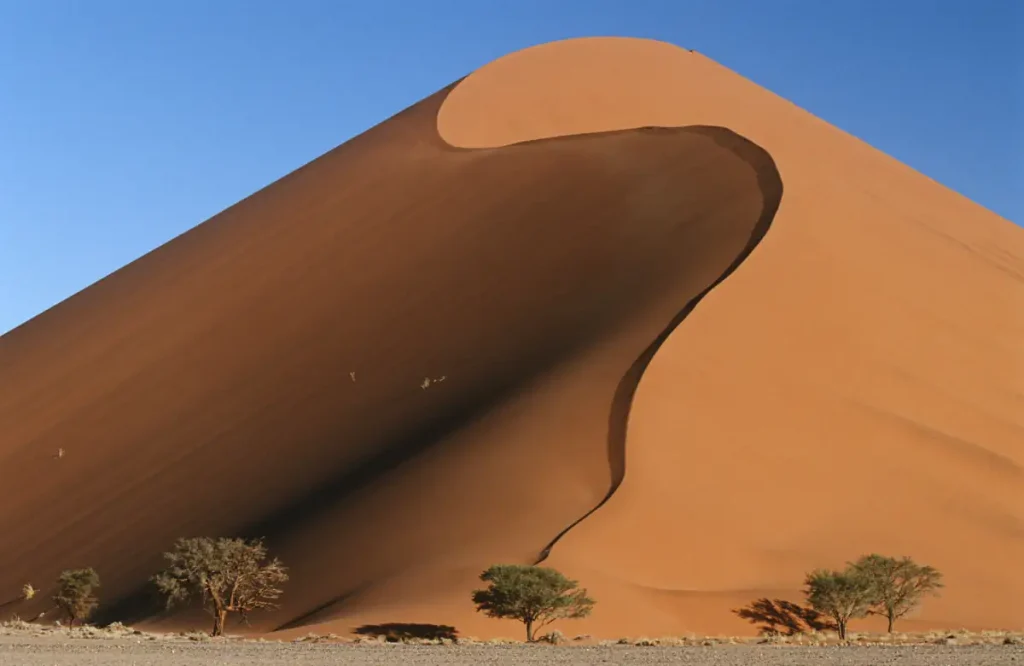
1, 635, 1021, 666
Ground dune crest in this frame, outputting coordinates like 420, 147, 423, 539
1, 37, 1021, 639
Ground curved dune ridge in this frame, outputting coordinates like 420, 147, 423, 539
0, 37, 1021, 639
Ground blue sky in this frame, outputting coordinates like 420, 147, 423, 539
0, 0, 1020, 334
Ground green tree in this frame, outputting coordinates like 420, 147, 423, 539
850, 554, 943, 632
53, 568, 100, 627
152, 537, 288, 637
471, 564, 594, 642
803, 568, 873, 640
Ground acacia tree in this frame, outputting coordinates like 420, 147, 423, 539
803, 568, 873, 640
53, 568, 100, 627
152, 537, 288, 637
850, 554, 943, 632
471, 564, 594, 642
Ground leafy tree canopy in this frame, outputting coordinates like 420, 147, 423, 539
850, 554, 943, 632
803, 568, 873, 640
471, 564, 594, 642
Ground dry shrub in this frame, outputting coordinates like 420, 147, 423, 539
538, 629, 565, 644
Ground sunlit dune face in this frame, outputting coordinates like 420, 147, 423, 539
438, 37, 699, 148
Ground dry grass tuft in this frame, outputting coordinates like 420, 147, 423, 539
538, 629, 565, 644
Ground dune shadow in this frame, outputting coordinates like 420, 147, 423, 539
354, 622, 458, 641
0, 597, 22, 610
535, 126, 784, 562
0, 596, 24, 618
733, 598, 835, 635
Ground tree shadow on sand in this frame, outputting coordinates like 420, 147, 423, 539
733, 598, 836, 636
354, 623, 458, 642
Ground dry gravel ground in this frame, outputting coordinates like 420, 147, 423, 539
0, 636, 1021, 666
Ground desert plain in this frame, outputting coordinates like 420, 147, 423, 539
1, 623, 1022, 666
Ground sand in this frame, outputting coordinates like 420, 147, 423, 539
0, 37, 1021, 640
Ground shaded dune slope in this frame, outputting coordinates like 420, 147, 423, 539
0, 64, 781, 636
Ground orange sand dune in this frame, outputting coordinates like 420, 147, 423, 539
1, 37, 1021, 639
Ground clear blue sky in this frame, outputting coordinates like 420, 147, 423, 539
1, 1, 1020, 335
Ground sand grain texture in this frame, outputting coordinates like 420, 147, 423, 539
0, 37, 1021, 638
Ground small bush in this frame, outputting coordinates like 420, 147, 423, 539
53, 568, 100, 628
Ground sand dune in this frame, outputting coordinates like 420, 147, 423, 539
1, 37, 1021, 639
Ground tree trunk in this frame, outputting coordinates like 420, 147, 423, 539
837, 618, 847, 640
212, 609, 227, 637
525, 618, 534, 643
886, 613, 894, 633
